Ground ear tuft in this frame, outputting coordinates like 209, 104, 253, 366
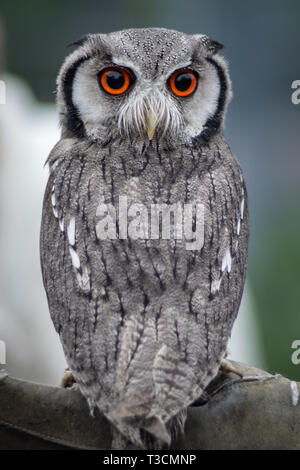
198, 35, 224, 56
207, 39, 224, 55
67, 34, 90, 49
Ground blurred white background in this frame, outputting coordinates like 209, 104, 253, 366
0, 75, 66, 384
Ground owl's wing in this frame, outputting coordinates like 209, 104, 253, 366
140, 146, 249, 429
41, 139, 100, 343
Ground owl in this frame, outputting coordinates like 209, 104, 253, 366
40, 28, 248, 449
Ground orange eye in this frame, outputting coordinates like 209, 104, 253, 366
168, 69, 198, 97
99, 67, 131, 95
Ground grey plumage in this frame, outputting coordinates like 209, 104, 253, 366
40, 28, 249, 449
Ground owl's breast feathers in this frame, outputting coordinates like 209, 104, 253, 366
40, 135, 248, 445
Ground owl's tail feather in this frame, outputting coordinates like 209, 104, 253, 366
111, 428, 142, 450
109, 414, 146, 449
143, 414, 171, 445
111, 403, 171, 448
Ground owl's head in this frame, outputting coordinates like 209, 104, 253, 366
57, 28, 232, 146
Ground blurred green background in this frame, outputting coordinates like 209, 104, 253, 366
0, 0, 300, 382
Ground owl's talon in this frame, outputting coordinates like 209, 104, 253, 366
219, 359, 243, 378
61, 368, 76, 388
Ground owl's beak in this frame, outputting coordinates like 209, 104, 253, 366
146, 111, 157, 140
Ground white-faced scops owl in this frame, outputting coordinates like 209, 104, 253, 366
40, 28, 249, 449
